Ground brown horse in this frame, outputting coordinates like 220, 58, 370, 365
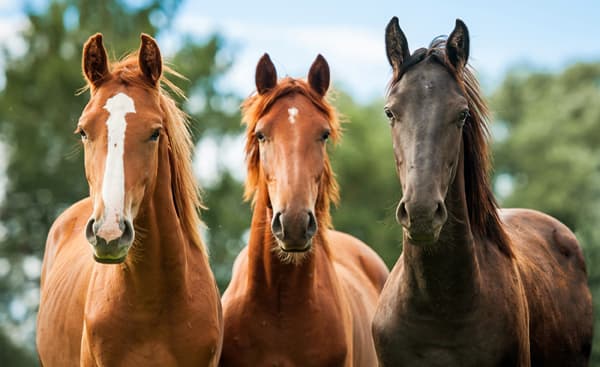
220, 54, 389, 366
372, 18, 593, 366
36, 34, 223, 366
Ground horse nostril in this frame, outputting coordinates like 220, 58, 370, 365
120, 219, 134, 244
433, 201, 447, 226
306, 211, 317, 239
271, 211, 285, 241
396, 201, 409, 226
85, 218, 97, 245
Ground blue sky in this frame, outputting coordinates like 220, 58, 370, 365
171, 0, 600, 100
2, 1, 600, 101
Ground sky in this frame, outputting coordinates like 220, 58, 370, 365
168, 0, 600, 101
2, 1, 600, 101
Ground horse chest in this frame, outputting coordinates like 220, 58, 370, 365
374, 316, 506, 366
373, 295, 520, 367
83, 306, 220, 367
222, 299, 349, 367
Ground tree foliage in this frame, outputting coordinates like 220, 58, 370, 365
330, 91, 403, 267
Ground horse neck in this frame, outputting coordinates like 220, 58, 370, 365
93, 138, 201, 302
246, 184, 329, 298
402, 141, 481, 314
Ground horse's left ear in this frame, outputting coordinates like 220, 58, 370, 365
446, 19, 470, 70
385, 17, 410, 75
308, 54, 330, 97
138, 34, 162, 86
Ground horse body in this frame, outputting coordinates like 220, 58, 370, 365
221, 54, 388, 366
37, 34, 222, 366
504, 208, 592, 366
373, 18, 592, 366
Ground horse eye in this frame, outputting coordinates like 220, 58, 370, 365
75, 128, 87, 140
384, 107, 395, 120
321, 131, 330, 141
149, 128, 161, 141
458, 109, 470, 126
255, 131, 266, 142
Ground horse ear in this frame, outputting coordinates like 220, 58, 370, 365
385, 16, 410, 74
446, 19, 470, 70
138, 34, 162, 86
308, 54, 330, 97
82, 33, 109, 88
255, 53, 277, 95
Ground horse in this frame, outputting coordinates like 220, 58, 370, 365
36, 34, 223, 366
220, 54, 389, 366
372, 18, 593, 366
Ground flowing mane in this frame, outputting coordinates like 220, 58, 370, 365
388, 39, 513, 258
103, 55, 206, 254
241, 77, 340, 229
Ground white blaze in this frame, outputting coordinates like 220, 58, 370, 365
288, 107, 299, 124
98, 92, 135, 241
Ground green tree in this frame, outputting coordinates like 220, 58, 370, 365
330, 91, 403, 267
490, 62, 600, 364
0, 0, 240, 362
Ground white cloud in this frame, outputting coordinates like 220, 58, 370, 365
0, 14, 27, 54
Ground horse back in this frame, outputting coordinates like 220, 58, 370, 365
37, 198, 95, 366
501, 208, 593, 366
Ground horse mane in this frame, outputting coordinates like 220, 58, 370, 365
102, 55, 207, 255
241, 77, 340, 230
389, 39, 513, 258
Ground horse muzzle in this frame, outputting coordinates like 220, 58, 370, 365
86, 217, 134, 264
271, 210, 317, 252
397, 198, 447, 245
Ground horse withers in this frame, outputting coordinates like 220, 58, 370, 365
36, 34, 223, 366
372, 18, 593, 366
220, 54, 389, 366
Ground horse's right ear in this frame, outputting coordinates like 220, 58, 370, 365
82, 33, 109, 88
255, 53, 277, 95
385, 17, 410, 76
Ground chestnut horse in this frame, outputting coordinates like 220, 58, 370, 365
372, 18, 593, 366
36, 34, 223, 366
220, 54, 389, 366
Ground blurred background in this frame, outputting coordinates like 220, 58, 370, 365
1, 0, 599, 365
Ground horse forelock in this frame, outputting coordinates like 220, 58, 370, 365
241, 77, 340, 230
388, 39, 513, 258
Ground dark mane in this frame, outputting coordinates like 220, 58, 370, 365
389, 38, 513, 258
241, 77, 340, 230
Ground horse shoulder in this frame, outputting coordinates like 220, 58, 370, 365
327, 229, 389, 292
326, 230, 388, 366
37, 198, 94, 366
41, 198, 93, 279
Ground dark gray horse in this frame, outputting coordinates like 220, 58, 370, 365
372, 18, 593, 367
